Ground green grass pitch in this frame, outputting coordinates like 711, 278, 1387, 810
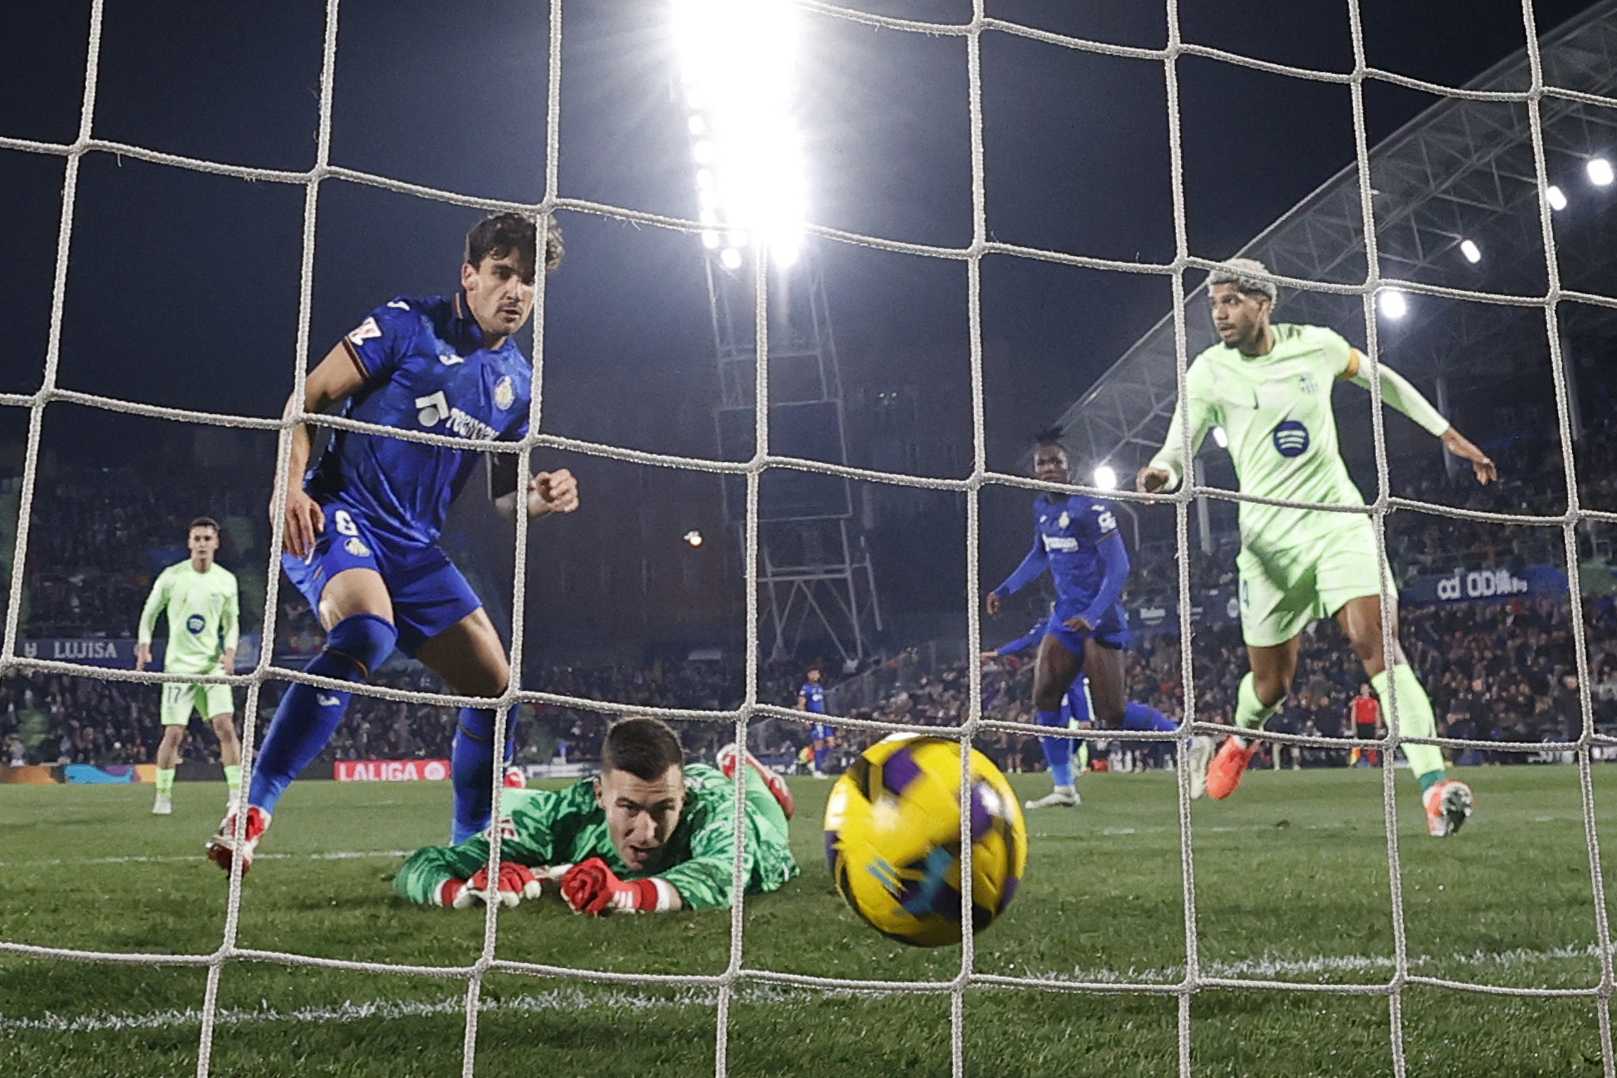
2, 765, 1615, 1076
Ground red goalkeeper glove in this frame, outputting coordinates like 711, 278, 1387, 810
559, 856, 661, 915
436, 862, 544, 909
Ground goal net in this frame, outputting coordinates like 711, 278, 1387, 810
3, 1, 1616, 1076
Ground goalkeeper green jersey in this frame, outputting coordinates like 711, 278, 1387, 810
1148, 323, 1365, 554
137, 560, 241, 676
394, 763, 799, 911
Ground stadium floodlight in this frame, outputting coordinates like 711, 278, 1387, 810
1587, 157, 1614, 187
1211, 426, 1228, 448
683, 530, 705, 548
1377, 289, 1408, 320
1459, 239, 1482, 263
1092, 464, 1118, 491
672, 0, 807, 270
1546, 184, 1568, 211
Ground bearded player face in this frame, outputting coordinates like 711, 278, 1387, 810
595, 764, 686, 872
1208, 281, 1270, 351
461, 248, 537, 344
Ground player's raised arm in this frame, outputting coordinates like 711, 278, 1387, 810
987, 532, 1049, 617
489, 453, 580, 519
277, 345, 370, 558
1339, 348, 1497, 485
1138, 386, 1216, 495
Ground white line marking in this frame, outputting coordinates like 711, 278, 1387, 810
2, 944, 1608, 1034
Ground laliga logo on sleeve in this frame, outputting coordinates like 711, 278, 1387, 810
1272, 420, 1311, 458
186, 614, 206, 635
346, 317, 381, 345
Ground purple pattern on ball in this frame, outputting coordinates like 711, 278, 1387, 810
998, 873, 1020, 913
968, 782, 994, 843
881, 746, 925, 799
824, 830, 840, 872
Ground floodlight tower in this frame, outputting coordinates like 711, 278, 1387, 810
672, 0, 881, 666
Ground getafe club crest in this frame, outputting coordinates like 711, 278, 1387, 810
1058, 511, 1070, 529
493, 375, 515, 411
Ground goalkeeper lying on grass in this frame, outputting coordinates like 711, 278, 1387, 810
394, 716, 799, 913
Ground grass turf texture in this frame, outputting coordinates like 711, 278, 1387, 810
1, 766, 1613, 1076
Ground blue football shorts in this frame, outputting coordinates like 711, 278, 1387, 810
1042, 600, 1132, 655
281, 500, 483, 657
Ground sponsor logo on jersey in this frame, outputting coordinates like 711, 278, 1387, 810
1298, 373, 1318, 395
414, 391, 498, 440
1272, 420, 1310, 458
344, 537, 371, 558
1042, 535, 1080, 553
493, 375, 515, 411
346, 317, 381, 345
186, 614, 206, 635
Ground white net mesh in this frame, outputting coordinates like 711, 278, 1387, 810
3, 1, 1616, 1076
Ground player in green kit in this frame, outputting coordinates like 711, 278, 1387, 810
394, 716, 799, 913
136, 517, 243, 815
1137, 259, 1497, 837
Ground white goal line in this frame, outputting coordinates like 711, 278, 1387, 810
4, 941, 1607, 1037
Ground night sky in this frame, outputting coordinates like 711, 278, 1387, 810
0, 1, 1602, 644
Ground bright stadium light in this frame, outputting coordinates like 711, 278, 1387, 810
1459, 239, 1482, 263
1588, 157, 1614, 187
1377, 289, 1408, 320
683, 530, 705, 548
673, 0, 806, 269
1211, 426, 1228, 448
1092, 464, 1118, 491
1546, 184, 1568, 211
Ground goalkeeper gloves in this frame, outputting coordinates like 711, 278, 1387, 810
560, 856, 664, 915
436, 862, 544, 909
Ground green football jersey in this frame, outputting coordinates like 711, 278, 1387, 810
394, 763, 799, 911
1149, 323, 1364, 554
137, 560, 241, 676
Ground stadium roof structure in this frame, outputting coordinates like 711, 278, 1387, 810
1056, 0, 1617, 473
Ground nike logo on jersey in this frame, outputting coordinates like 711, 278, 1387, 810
438, 353, 466, 366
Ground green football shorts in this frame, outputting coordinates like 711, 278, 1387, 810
1235, 517, 1395, 648
160, 681, 234, 726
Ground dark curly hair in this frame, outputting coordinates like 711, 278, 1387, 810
464, 212, 565, 282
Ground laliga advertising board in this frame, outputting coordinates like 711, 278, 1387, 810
334, 759, 451, 782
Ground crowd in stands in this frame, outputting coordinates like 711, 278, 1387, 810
20, 468, 267, 637
8, 412, 1617, 776
6, 594, 1617, 774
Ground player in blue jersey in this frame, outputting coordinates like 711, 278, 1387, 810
208, 212, 578, 873
796, 668, 835, 778
983, 618, 1093, 801
985, 429, 1211, 808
